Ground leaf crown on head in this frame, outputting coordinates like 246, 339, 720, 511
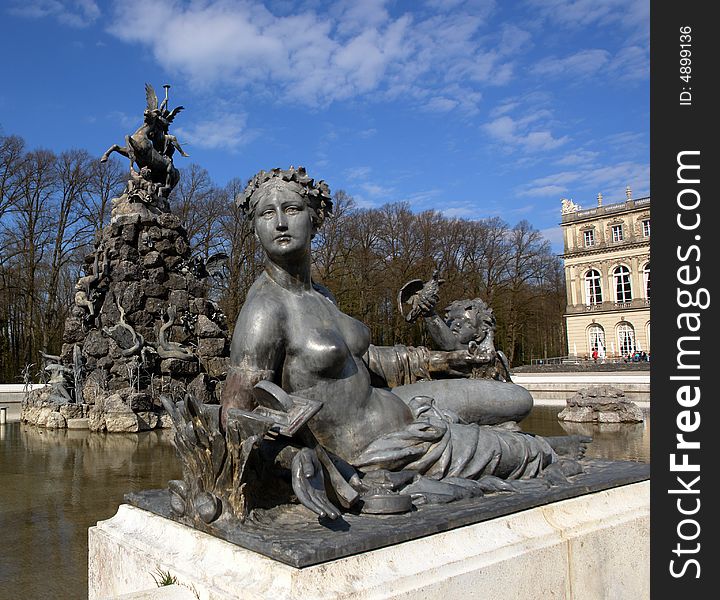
237, 166, 333, 227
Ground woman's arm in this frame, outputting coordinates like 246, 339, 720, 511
365, 343, 499, 386
220, 290, 286, 422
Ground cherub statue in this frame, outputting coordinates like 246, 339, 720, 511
398, 272, 512, 382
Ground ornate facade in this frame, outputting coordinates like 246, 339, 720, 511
560, 188, 650, 359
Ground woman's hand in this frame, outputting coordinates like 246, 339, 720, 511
291, 447, 341, 520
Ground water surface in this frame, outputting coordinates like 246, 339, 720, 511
0, 424, 181, 600
522, 404, 650, 463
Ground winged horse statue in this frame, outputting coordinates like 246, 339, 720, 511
101, 84, 189, 197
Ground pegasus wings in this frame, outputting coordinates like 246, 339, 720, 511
145, 83, 158, 111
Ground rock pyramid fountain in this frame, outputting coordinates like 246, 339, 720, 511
22, 84, 229, 431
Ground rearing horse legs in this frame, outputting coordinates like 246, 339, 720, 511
100, 144, 129, 163
125, 134, 137, 169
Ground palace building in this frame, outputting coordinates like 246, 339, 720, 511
560, 187, 650, 359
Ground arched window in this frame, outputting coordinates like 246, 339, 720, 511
643, 263, 650, 299
617, 322, 635, 356
613, 265, 632, 303
584, 269, 603, 305
587, 324, 605, 355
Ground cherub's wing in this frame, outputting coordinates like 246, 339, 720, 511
166, 106, 185, 123
145, 83, 158, 110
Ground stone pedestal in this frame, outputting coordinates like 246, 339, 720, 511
89, 481, 649, 600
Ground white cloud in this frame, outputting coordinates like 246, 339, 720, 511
402, 189, 443, 207
357, 128, 377, 139
531, 49, 610, 78
489, 101, 520, 118
517, 161, 649, 200
531, 46, 647, 83
344, 166, 371, 180
424, 97, 460, 113
362, 182, 386, 197
330, 0, 391, 36
442, 205, 480, 219
106, 0, 514, 110
527, 0, 648, 34
518, 184, 568, 198
107, 110, 139, 130
483, 115, 569, 152
8, 0, 100, 27
525, 0, 649, 86
555, 150, 599, 166
175, 112, 254, 151
351, 194, 382, 209
608, 45, 649, 81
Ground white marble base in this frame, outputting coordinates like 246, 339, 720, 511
89, 482, 649, 600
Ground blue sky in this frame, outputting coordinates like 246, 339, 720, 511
0, 0, 649, 252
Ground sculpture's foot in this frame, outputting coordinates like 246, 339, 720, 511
100, 154, 109, 163
544, 434, 592, 459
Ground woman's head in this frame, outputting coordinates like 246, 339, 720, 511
238, 166, 333, 229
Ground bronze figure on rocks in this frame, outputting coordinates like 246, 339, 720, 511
101, 83, 188, 198
165, 167, 590, 526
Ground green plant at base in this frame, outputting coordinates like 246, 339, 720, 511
151, 566, 178, 587
150, 566, 201, 599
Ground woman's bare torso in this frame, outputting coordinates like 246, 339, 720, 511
233, 273, 413, 460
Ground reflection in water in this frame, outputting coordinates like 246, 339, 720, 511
0, 405, 649, 598
0, 423, 181, 600
521, 404, 650, 463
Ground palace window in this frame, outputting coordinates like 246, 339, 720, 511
617, 322, 635, 356
611, 224, 624, 242
643, 263, 650, 299
613, 265, 632, 303
642, 219, 650, 237
584, 269, 603, 305
583, 229, 595, 247
587, 324, 606, 355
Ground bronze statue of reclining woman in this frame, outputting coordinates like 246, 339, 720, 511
212, 166, 588, 520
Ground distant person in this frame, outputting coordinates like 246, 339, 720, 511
591, 348, 598, 363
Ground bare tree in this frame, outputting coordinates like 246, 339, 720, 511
42, 149, 95, 351
81, 156, 125, 234
0, 134, 25, 226
2, 149, 58, 370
